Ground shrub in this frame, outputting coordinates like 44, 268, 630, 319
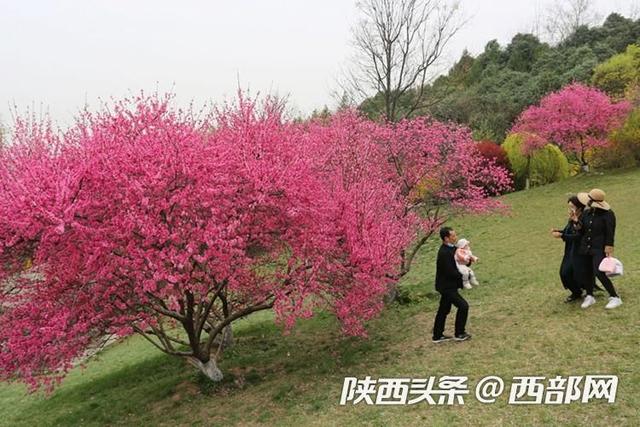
503, 133, 570, 190
592, 44, 640, 99
476, 140, 511, 170
589, 108, 640, 169
474, 140, 512, 195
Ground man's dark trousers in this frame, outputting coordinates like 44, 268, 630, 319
433, 289, 468, 338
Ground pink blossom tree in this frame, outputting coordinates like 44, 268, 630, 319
513, 83, 631, 172
0, 95, 510, 391
304, 111, 512, 296
0, 95, 411, 390
377, 116, 512, 282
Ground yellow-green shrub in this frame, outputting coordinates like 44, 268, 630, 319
590, 108, 640, 169
503, 133, 570, 189
592, 44, 640, 99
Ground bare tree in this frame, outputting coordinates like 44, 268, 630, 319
528, 1, 545, 40
543, 0, 601, 44
343, 0, 464, 122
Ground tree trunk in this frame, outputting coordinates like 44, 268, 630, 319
188, 357, 223, 381
525, 155, 531, 190
580, 147, 590, 173
384, 284, 398, 304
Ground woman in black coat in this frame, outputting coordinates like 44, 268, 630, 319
553, 196, 591, 303
576, 189, 622, 309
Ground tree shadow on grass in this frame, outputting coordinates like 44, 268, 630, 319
223, 309, 406, 378
10, 307, 410, 426
12, 352, 188, 426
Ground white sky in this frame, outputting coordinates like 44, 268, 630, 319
1, 0, 638, 126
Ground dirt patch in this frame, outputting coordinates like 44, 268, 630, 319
171, 380, 200, 402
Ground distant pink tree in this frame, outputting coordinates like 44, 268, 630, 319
513, 82, 631, 171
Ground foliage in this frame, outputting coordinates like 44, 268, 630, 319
475, 140, 512, 195
512, 83, 631, 169
361, 13, 640, 141
476, 140, 510, 169
592, 44, 640, 98
560, 13, 640, 54
503, 133, 569, 189
590, 108, 640, 168
2, 168, 640, 426
0, 95, 408, 390
305, 111, 511, 279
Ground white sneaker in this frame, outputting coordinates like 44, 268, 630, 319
471, 278, 479, 286
463, 282, 472, 289
605, 297, 622, 309
581, 295, 596, 309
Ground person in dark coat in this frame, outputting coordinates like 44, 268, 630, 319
552, 195, 591, 302
432, 227, 471, 343
576, 189, 622, 309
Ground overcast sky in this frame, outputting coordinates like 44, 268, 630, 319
1, 0, 638, 126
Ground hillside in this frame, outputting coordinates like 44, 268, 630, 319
359, 13, 640, 142
1, 168, 639, 426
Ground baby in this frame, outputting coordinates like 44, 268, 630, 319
455, 238, 479, 289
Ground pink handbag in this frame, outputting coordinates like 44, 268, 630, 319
598, 257, 624, 277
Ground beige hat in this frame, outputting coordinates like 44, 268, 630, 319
577, 188, 610, 211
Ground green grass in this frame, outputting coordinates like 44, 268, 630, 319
1, 168, 639, 426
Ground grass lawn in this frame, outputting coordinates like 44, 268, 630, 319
1, 168, 639, 426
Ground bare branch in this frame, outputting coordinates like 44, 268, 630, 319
343, 0, 464, 121
132, 324, 191, 357
542, 0, 600, 45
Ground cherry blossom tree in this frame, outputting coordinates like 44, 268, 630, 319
0, 94, 510, 391
513, 83, 632, 172
0, 95, 411, 390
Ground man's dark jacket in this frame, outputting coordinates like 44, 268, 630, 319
435, 244, 463, 292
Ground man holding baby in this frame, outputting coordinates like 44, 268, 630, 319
432, 227, 473, 343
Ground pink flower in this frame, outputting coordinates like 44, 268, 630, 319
0, 93, 510, 391
513, 83, 631, 165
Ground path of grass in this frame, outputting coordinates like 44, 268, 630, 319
1, 168, 639, 426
